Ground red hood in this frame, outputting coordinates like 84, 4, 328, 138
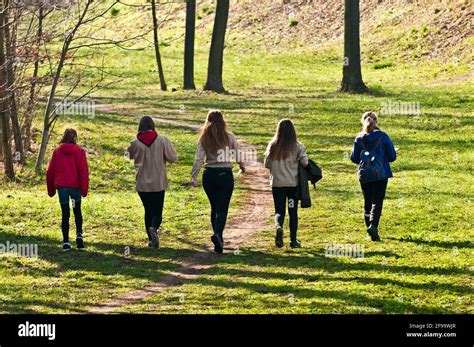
137, 131, 158, 146
59, 143, 81, 156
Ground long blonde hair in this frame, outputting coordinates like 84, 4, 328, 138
199, 110, 230, 154
361, 112, 379, 133
266, 119, 298, 160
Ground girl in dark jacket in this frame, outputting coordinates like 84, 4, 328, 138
47, 129, 89, 251
351, 112, 397, 241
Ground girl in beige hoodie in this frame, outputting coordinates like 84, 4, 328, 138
265, 119, 308, 249
127, 116, 178, 248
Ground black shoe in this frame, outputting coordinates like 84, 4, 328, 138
290, 240, 302, 249
211, 233, 223, 254
148, 227, 159, 248
76, 235, 85, 249
63, 242, 72, 252
367, 225, 381, 242
275, 226, 284, 248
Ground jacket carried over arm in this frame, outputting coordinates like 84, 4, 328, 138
46, 143, 89, 197
351, 130, 397, 179
127, 131, 178, 192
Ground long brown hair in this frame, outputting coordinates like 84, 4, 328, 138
199, 110, 230, 154
266, 119, 298, 160
60, 128, 77, 144
138, 116, 155, 133
361, 111, 379, 133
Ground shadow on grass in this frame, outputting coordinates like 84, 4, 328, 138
188, 248, 471, 313
386, 236, 474, 249
0, 230, 202, 313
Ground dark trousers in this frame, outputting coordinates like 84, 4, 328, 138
138, 191, 165, 241
58, 188, 83, 243
272, 186, 298, 242
202, 167, 234, 238
360, 179, 388, 229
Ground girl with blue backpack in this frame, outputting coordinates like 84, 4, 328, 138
351, 112, 397, 241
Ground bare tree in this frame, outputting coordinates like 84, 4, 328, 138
151, 0, 167, 91
23, 4, 45, 152
34, 0, 146, 173
0, 0, 14, 180
4, 0, 24, 163
35, 0, 94, 173
204, 0, 230, 93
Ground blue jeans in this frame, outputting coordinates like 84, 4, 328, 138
57, 188, 83, 242
57, 188, 82, 205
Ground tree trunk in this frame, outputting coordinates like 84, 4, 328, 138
35, 0, 91, 174
35, 44, 65, 174
204, 0, 229, 93
340, 0, 367, 93
151, 0, 167, 91
0, 0, 14, 180
4, 0, 24, 163
183, 0, 196, 90
23, 5, 43, 152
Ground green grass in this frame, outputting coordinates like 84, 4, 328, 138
0, 113, 246, 313
0, 3, 473, 313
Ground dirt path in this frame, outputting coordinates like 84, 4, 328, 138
88, 108, 273, 314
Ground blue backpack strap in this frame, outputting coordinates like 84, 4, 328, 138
373, 135, 383, 150
362, 134, 383, 151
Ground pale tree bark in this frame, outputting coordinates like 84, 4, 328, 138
204, 0, 229, 93
340, 0, 368, 93
183, 0, 196, 90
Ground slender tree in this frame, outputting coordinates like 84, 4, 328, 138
151, 0, 167, 91
183, 0, 196, 90
35, 0, 93, 173
204, 0, 229, 93
340, 0, 367, 93
23, 5, 44, 152
0, 0, 14, 180
4, 0, 24, 163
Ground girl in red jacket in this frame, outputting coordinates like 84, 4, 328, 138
46, 129, 89, 252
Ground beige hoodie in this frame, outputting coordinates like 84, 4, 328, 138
264, 141, 308, 187
191, 132, 243, 180
127, 134, 178, 192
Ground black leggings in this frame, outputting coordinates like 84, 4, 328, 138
138, 191, 165, 241
360, 179, 388, 229
272, 187, 298, 242
60, 201, 83, 243
202, 167, 234, 239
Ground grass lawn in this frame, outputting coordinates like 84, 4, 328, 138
0, 18, 473, 313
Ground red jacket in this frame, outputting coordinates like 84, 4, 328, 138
46, 143, 89, 197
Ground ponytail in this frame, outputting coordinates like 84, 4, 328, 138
361, 112, 378, 133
